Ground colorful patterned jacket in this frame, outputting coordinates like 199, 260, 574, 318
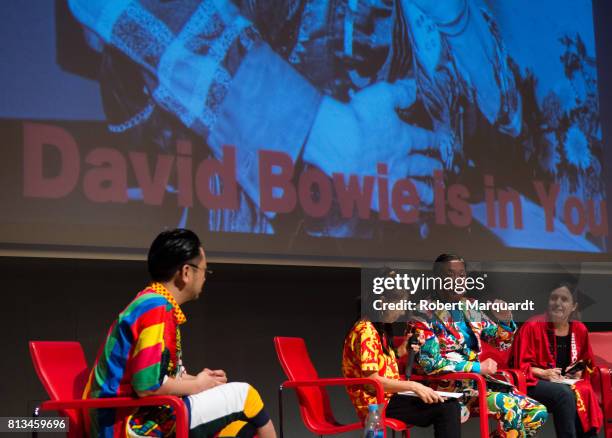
410, 297, 516, 376
407, 296, 516, 415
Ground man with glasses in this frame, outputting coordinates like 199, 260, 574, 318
83, 228, 277, 437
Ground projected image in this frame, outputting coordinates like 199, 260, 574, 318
0, 0, 607, 259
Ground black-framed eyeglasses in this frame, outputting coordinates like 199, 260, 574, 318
186, 263, 213, 277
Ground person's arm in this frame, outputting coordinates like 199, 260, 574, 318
182, 368, 227, 381
121, 296, 227, 399
351, 321, 442, 404
67, 0, 320, 216
568, 323, 595, 380
137, 370, 223, 397
413, 321, 482, 374
479, 303, 516, 350
511, 321, 558, 380
530, 367, 562, 381
363, 372, 444, 404
68, 0, 445, 217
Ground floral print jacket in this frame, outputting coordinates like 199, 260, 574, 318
410, 297, 516, 375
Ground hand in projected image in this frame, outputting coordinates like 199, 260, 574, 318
304, 79, 445, 209
438, 131, 455, 170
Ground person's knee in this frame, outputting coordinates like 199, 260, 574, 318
440, 400, 461, 422
445, 400, 461, 415
226, 382, 261, 398
520, 404, 548, 435
531, 401, 548, 425
555, 385, 576, 407
239, 383, 270, 428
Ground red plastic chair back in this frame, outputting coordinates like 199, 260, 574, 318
590, 332, 612, 367
273, 337, 339, 431
589, 332, 612, 438
29, 341, 89, 438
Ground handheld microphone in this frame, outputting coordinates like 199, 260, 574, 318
405, 331, 419, 379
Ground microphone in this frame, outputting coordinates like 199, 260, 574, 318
405, 331, 419, 379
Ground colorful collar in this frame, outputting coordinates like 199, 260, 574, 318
148, 282, 187, 325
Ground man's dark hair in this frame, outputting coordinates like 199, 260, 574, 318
433, 253, 465, 276
147, 229, 202, 282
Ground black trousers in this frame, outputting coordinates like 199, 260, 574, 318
527, 380, 597, 438
385, 394, 461, 438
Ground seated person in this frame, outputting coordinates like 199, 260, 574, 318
342, 269, 461, 438
512, 282, 603, 438
83, 229, 276, 438
409, 254, 548, 437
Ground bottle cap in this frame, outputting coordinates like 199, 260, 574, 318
368, 404, 379, 413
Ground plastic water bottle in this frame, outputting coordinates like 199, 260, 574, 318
363, 403, 384, 438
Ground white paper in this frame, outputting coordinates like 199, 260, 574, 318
557, 378, 581, 385
398, 390, 463, 399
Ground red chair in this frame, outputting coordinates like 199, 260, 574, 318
589, 332, 612, 438
29, 341, 189, 438
397, 337, 525, 391
273, 336, 410, 437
